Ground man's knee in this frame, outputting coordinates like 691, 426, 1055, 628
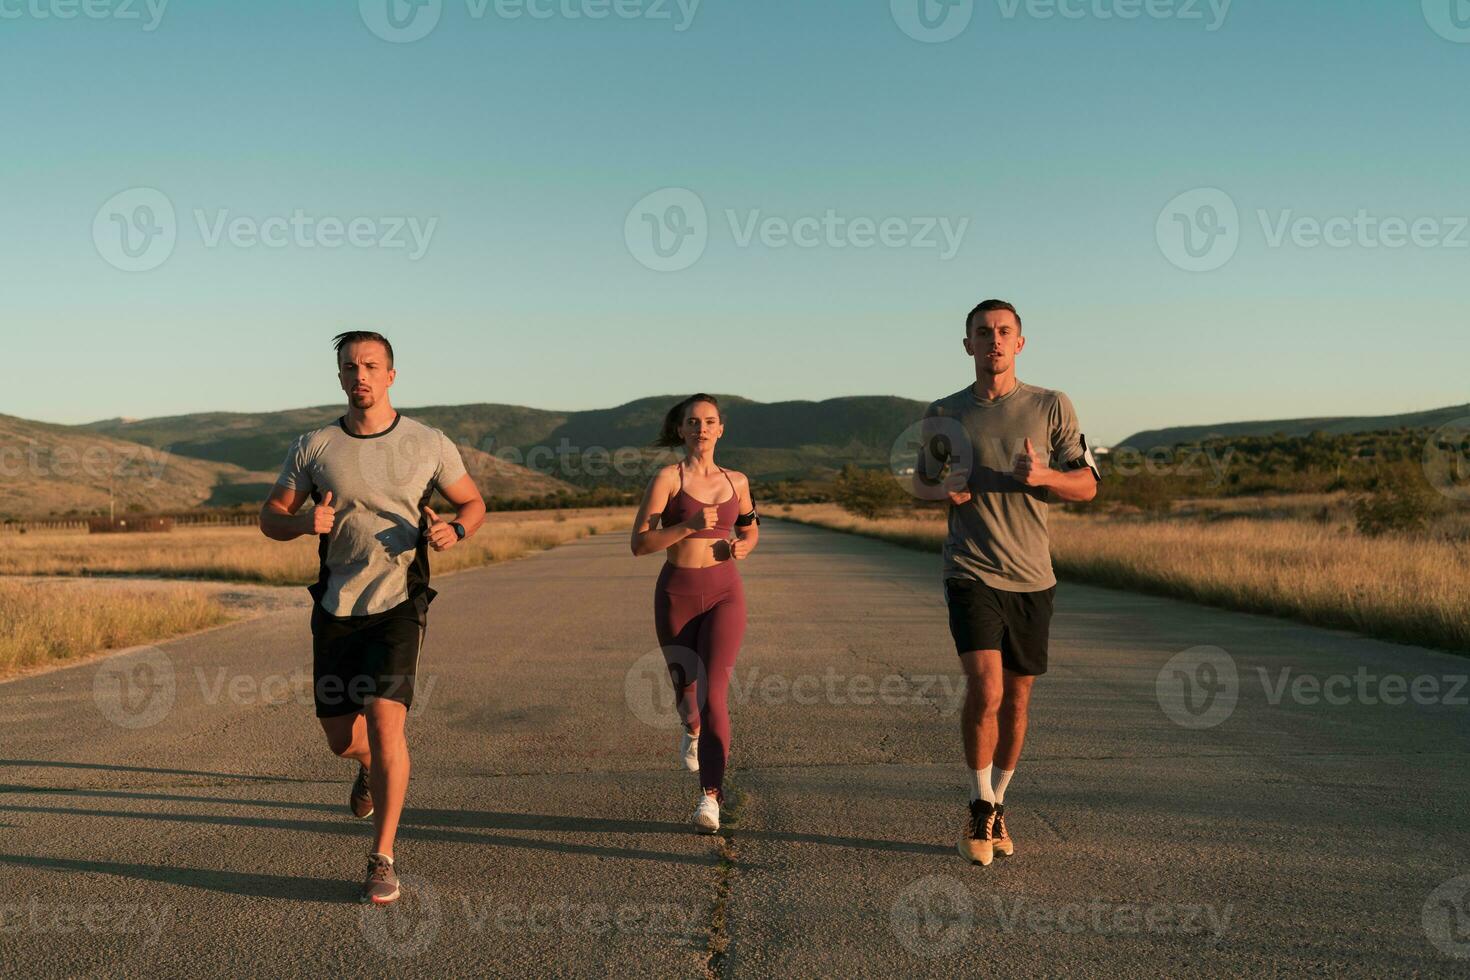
365, 699, 408, 738
963, 674, 1004, 717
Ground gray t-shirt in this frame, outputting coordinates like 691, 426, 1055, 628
276, 413, 469, 618
916, 382, 1094, 593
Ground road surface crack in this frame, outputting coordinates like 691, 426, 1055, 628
702, 781, 739, 979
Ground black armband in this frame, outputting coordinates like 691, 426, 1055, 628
1060, 435, 1102, 481
735, 508, 760, 528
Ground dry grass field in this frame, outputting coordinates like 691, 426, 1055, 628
0, 508, 634, 583
0, 508, 636, 678
776, 503, 1470, 654
0, 579, 233, 676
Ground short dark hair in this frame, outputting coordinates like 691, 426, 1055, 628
965, 299, 1022, 336
333, 331, 395, 368
656, 393, 721, 448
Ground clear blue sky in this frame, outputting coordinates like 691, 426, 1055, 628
2, 0, 1466, 444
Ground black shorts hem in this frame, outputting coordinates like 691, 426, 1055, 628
945, 577, 1054, 676
311, 598, 425, 718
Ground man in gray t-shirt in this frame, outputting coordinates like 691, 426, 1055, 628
260, 330, 485, 906
914, 299, 1099, 868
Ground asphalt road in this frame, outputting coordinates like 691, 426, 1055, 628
1, 519, 1467, 977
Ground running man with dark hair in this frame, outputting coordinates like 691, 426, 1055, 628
259, 332, 485, 903
915, 300, 1100, 866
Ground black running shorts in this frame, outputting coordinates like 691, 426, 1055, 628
944, 577, 1055, 676
311, 596, 426, 718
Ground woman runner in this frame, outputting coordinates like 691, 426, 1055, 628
630, 394, 760, 833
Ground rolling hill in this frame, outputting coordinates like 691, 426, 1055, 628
0, 413, 273, 520
2, 411, 578, 520
1118, 403, 1469, 450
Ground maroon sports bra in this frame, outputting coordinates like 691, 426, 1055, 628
661, 464, 740, 539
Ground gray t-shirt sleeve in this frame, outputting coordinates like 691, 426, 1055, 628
276, 435, 315, 493
432, 430, 469, 494
1048, 392, 1084, 467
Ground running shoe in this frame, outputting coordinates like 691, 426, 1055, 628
991, 803, 1014, 857
350, 764, 374, 819
958, 799, 996, 866
680, 730, 700, 772
360, 853, 400, 905
693, 793, 720, 834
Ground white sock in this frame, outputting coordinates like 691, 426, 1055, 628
970, 765, 995, 804
371, 852, 393, 865
993, 768, 1014, 804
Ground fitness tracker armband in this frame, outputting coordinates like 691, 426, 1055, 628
735, 508, 760, 528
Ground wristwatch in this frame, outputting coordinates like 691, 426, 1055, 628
450, 521, 466, 541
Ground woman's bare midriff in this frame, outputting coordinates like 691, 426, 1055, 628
664, 536, 732, 569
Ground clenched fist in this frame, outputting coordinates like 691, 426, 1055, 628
731, 537, 753, 560
686, 505, 721, 532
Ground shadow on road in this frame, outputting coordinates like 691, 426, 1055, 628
0, 782, 952, 858
0, 759, 318, 783
0, 853, 352, 903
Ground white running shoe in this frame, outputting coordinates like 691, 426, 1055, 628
681, 730, 700, 772
693, 793, 720, 833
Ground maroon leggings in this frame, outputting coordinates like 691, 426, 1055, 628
654, 560, 747, 797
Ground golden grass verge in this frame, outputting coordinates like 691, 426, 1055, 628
776, 504, 1470, 653
0, 580, 233, 676
0, 508, 634, 584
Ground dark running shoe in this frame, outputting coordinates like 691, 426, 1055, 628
992, 803, 1014, 857
360, 853, 400, 905
350, 765, 374, 819
958, 799, 995, 866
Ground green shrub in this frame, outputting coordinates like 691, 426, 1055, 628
833, 465, 908, 519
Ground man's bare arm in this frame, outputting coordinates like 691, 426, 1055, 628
259, 485, 333, 541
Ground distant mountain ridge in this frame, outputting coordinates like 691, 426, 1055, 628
1118, 403, 1468, 450
82, 395, 935, 487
